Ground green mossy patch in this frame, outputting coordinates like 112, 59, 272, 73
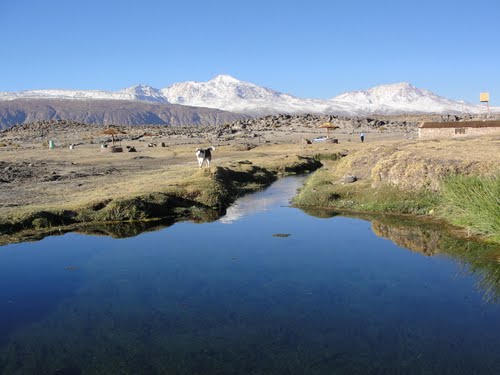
0, 155, 321, 245
293, 159, 499, 244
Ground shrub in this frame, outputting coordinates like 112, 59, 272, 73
32, 217, 50, 229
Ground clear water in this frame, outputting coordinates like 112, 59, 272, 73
0, 177, 499, 375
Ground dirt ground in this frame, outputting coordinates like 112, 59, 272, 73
2, 118, 498, 224
0, 125, 410, 219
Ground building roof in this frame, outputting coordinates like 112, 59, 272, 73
419, 120, 500, 129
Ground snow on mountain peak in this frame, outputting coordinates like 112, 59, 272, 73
161, 75, 284, 110
0, 75, 494, 116
119, 84, 167, 102
209, 74, 242, 84
333, 82, 431, 105
125, 84, 156, 91
368, 82, 429, 99
330, 82, 486, 114
377, 82, 414, 89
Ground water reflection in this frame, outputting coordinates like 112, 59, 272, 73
299, 208, 500, 302
0, 177, 499, 374
0, 207, 221, 246
0, 177, 301, 246
219, 177, 306, 223
373, 217, 500, 301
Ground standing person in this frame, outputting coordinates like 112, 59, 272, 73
360, 132, 365, 143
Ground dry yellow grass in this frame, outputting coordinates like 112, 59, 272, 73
0, 142, 340, 217
0, 141, 324, 241
2, 134, 498, 242
293, 135, 500, 242
335, 136, 500, 190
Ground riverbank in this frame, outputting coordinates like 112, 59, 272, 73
0, 142, 322, 244
1, 130, 498, 245
293, 135, 500, 244
1, 172, 499, 375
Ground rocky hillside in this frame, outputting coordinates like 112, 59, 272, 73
0, 99, 247, 130
4, 113, 496, 147
223, 113, 497, 134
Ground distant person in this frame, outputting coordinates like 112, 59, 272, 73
360, 132, 365, 143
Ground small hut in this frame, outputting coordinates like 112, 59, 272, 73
418, 120, 500, 139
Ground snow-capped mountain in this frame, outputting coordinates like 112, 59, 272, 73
162, 75, 345, 115
155, 75, 359, 115
163, 74, 280, 104
0, 75, 495, 116
119, 84, 167, 103
331, 82, 477, 114
0, 85, 167, 103
335, 82, 433, 104
162, 77, 495, 115
0, 89, 129, 101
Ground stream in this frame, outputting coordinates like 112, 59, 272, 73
0, 176, 499, 375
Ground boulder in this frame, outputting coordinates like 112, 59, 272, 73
342, 175, 357, 183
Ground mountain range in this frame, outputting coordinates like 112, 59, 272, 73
0, 100, 246, 130
162, 75, 496, 116
0, 75, 496, 129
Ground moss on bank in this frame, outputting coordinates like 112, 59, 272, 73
293, 162, 439, 215
293, 160, 500, 244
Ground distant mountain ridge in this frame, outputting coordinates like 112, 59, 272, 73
332, 82, 478, 114
0, 75, 496, 118
0, 99, 246, 130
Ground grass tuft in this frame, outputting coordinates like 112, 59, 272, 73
439, 174, 500, 241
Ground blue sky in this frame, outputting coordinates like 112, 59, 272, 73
1, 0, 499, 104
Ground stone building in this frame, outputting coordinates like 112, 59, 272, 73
418, 120, 500, 139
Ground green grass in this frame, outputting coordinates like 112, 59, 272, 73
359, 186, 439, 215
293, 163, 500, 243
293, 165, 439, 215
439, 174, 500, 242
0, 155, 322, 244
